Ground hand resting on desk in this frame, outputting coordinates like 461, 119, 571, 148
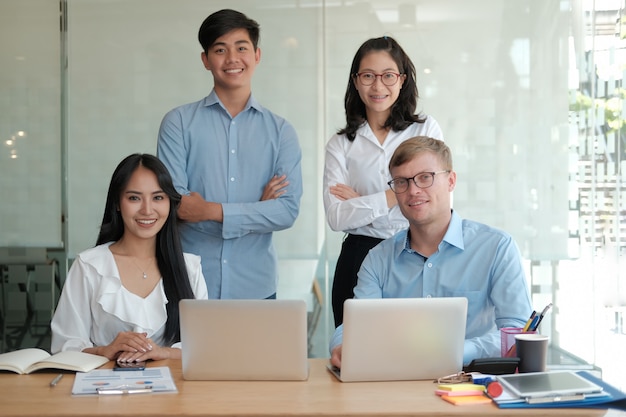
82, 331, 181, 362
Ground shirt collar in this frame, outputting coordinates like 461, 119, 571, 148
398, 209, 465, 255
359, 122, 393, 147
443, 210, 465, 250
204, 89, 264, 114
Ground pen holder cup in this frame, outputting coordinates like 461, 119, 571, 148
500, 327, 536, 357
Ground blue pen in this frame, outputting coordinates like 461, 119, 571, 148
528, 315, 540, 331
533, 303, 553, 330
471, 375, 496, 386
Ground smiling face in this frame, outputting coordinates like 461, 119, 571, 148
354, 50, 406, 121
390, 151, 455, 229
201, 28, 261, 94
118, 165, 170, 243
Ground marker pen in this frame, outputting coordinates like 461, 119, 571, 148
471, 375, 503, 398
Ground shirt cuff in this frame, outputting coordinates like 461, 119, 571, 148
329, 325, 344, 352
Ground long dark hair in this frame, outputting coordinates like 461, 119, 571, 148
338, 36, 426, 141
97, 153, 195, 346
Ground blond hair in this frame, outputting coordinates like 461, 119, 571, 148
389, 136, 452, 172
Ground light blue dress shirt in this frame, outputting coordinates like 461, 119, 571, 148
157, 90, 302, 299
330, 210, 533, 364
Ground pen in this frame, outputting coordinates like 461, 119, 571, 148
506, 309, 541, 357
49, 373, 63, 387
471, 375, 503, 398
527, 315, 540, 332
532, 303, 553, 330
522, 311, 536, 332
97, 385, 153, 395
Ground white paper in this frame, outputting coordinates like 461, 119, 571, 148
71, 366, 177, 395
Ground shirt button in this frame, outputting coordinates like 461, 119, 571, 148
230, 177, 235, 182
426, 294, 432, 298
427, 262, 433, 268
223, 260, 227, 264
231, 149, 235, 154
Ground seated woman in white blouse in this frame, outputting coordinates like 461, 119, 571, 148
51, 154, 208, 362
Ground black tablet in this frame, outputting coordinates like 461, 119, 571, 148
497, 371, 603, 399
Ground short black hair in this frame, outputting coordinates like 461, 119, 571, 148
198, 9, 260, 54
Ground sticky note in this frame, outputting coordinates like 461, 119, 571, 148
435, 389, 485, 397
440, 395, 493, 405
437, 383, 486, 392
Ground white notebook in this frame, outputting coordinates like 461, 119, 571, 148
0, 348, 108, 374
329, 297, 467, 382
179, 299, 309, 381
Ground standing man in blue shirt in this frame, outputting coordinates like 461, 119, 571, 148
330, 136, 532, 366
157, 9, 303, 299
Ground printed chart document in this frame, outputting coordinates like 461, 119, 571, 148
72, 366, 177, 395
0, 348, 108, 374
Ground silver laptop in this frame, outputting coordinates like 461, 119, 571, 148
329, 297, 467, 382
179, 299, 309, 381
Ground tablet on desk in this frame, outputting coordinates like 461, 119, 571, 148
497, 371, 603, 402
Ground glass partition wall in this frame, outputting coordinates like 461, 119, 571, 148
1, 0, 624, 390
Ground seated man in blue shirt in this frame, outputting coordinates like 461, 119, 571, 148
330, 136, 532, 367
157, 9, 302, 299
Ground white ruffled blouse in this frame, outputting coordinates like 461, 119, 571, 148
50, 242, 208, 353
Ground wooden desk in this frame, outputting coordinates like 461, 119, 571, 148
1, 358, 623, 417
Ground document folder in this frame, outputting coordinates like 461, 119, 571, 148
494, 371, 626, 411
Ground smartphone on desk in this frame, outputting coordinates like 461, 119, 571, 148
113, 361, 146, 371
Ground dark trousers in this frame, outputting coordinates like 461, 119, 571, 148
331, 233, 384, 327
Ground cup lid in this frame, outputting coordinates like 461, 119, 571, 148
514, 333, 548, 341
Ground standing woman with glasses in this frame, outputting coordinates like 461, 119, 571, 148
323, 36, 444, 327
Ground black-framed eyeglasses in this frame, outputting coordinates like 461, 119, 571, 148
387, 170, 450, 194
354, 72, 402, 86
